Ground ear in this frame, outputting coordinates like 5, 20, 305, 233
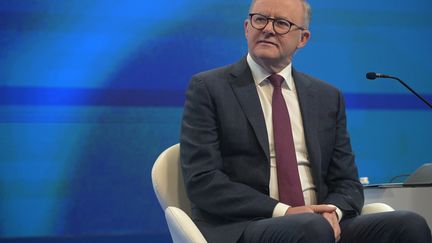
244, 19, 250, 39
297, 29, 311, 49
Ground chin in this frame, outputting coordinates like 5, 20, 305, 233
252, 52, 279, 62
253, 47, 277, 56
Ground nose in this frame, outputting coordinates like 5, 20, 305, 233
262, 20, 275, 34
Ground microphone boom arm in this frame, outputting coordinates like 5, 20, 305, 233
366, 72, 432, 109
389, 76, 432, 109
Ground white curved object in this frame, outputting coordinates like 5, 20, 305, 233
152, 144, 395, 243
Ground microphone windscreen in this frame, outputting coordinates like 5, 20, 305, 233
366, 72, 377, 80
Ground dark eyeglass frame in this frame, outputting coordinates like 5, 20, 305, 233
248, 13, 306, 35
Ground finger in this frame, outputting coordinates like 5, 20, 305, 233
330, 215, 341, 241
310, 204, 337, 213
322, 212, 340, 241
322, 212, 334, 225
321, 213, 333, 226
334, 223, 341, 242
285, 206, 314, 215
335, 232, 341, 242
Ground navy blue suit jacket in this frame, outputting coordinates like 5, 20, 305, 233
180, 57, 364, 243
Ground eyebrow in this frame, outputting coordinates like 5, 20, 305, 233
253, 12, 293, 22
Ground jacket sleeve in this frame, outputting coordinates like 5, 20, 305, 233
322, 91, 364, 219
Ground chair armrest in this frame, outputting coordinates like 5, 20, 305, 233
165, 206, 207, 243
361, 203, 394, 215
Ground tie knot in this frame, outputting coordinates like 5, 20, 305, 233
268, 74, 284, 88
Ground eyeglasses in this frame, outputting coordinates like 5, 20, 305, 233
248, 13, 306, 35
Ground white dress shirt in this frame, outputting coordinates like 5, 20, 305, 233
246, 54, 317, 217
246, 54, 343, 220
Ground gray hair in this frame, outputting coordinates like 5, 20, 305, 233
249, 0, 312, 28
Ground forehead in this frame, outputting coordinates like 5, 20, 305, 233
250, 0, 304, 20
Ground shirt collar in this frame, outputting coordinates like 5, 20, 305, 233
246, 53, 295, 91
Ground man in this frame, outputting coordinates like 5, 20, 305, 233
180, 0, 431, 242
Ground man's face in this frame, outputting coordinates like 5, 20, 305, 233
245, 0, 310, 71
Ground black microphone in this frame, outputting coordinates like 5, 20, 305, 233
366, 72, 391, 80
366, 72, 432, 109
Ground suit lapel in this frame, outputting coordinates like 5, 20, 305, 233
226, 62, 322, 192
293, 69, 322, 195
228, 58, 270, 160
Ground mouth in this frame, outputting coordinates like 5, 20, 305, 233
256, 40, 278, 47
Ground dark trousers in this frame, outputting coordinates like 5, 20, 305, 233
239, 211, 431, 243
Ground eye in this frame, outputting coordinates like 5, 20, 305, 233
254, 15, 267, 24
275, 19, 291, 29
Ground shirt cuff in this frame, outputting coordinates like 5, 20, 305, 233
328, 204, 343, 222
272, 202, 290, 217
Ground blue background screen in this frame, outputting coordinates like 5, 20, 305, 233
0, 0, 431, 238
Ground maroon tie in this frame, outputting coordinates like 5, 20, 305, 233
268, 74, 305, 206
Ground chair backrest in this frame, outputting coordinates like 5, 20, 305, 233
152, 143, 192, 216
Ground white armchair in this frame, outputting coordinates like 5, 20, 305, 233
151, 144, 394, 243
152, 144, 206, 243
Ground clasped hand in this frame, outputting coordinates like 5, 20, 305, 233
285, 205, 341, 242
